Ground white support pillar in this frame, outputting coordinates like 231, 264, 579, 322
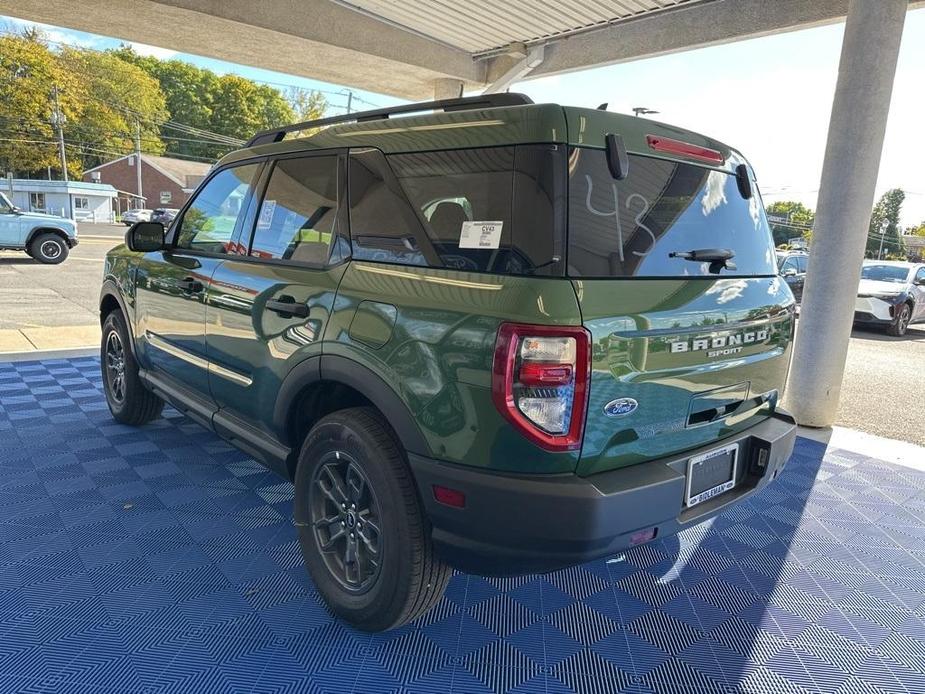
433, 78, 464, 100
786, 0, 907, 427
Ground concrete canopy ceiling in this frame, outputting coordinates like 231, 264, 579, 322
2, 0, 922, 100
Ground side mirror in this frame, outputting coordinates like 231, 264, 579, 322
126, 222, 165, 252
782, 268, 797, 278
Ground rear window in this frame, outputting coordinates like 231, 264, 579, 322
349, 145, 564, 275
567, 147, 776, 278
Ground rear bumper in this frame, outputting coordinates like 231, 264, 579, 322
410, 411, 796, 576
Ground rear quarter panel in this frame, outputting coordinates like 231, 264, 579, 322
325, 262, 584, 473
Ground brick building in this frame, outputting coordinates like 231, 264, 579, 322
83, 154, 211, 213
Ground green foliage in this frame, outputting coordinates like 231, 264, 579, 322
59, 47, 168, 169
0, 33, 327, 177
765, 200, 814, 247
866, 188, 906, 258
908, 220, 925, 237
0, 34, 78, 176
112, 46, 324, 160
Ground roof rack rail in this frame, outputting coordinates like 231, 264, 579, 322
245, 92, 534, 148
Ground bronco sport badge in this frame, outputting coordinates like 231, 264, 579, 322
669, 329, 769, 358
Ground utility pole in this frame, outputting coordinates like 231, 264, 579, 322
134, 119, 143, 205
345, 90, 354, 114
51, 85, 68, 182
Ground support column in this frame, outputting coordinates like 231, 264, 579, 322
433, 78, 463, 100
786, 0, 907, 426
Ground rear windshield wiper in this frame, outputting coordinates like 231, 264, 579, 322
669, 248, 737, 273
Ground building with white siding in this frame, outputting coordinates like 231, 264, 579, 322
5, 179, 119, 223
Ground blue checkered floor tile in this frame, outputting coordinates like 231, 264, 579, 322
1, 357, 924, 693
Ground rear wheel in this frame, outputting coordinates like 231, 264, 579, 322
294, 407, 451, 632
887, 302, 912, 337
101, 311, 164, 425
29, 232, 69, 264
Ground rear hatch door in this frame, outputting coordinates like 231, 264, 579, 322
566, 142, 794, 476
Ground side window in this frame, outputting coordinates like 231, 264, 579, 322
348, 146, 564, 275
780, 258, 798, 273
249, 156, 339, 264
348, 148, 430, 267
175, 164, 259, 253
916, 267, 925, 283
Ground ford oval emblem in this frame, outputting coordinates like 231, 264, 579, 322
603, 398, 638, 417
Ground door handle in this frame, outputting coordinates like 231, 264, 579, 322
265, 295, 309, 318
178, 277, 203, 293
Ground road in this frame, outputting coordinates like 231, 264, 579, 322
836, 322, 925, 445
0, 223, 922, 443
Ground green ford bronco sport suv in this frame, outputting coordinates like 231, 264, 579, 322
100, 94, 796, 631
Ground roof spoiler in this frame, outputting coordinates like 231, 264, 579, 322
245, 93, 534, 148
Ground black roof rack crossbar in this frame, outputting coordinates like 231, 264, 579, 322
245, 92, 533, 148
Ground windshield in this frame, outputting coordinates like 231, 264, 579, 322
861, 264, 909, 283
567, 148, 777, 278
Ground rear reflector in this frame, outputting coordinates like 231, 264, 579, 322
432, 485, 466, 508
646, 135, 724, 165
630, 527, 657, 545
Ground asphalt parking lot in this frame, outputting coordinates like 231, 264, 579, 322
0, 222, 923, 444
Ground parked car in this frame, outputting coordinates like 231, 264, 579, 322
100, 93, 796, 631
150, 208, 179, 225
121, 208, 153, 226
855, 261, 925, 336
776, 249, 808, 302
0, 191, 78, 263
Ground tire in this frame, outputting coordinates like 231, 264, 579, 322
294, 407, 451, 632
29, 232, 69, 264
887, 302, 912, 337
100, 310, 164, 425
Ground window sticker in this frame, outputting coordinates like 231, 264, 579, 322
459, 221, 503, 249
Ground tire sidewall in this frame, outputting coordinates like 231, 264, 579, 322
32, 234, 68, 264
101, 312, 137, 417
294, 416, 416, 624
891, 304, 911, 336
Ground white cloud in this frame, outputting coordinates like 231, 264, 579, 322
4, 18, 102, 49
127, 41, 178, 60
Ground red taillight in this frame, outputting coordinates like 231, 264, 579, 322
491, 323, 591, 452
646, 135, 725, 165
518, 362, 574, 387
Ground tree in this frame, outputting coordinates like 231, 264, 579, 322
866, 188, 906, 259
765, 201, 814, 247
208, 75, 295, 144
111, 46, 321, 159
288, 87, 327, 122
111, 47, 221, 159
60, 47, 168, 171
0, 33, 79, 177
908, 221, 925, 237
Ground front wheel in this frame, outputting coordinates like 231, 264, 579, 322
294, 407, 451, 632
887, 302, 912, 337
101, 311, 164, 425
29, 233, 69, 264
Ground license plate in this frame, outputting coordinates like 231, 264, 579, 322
686, 443, 739, 508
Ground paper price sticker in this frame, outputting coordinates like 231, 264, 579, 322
459, 221, 503, 249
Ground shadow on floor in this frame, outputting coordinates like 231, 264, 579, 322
0, 357, 923, 693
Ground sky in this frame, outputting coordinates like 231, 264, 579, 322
3, 9, 925, 226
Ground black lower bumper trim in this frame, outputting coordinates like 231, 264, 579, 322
410, 411, 797, 576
